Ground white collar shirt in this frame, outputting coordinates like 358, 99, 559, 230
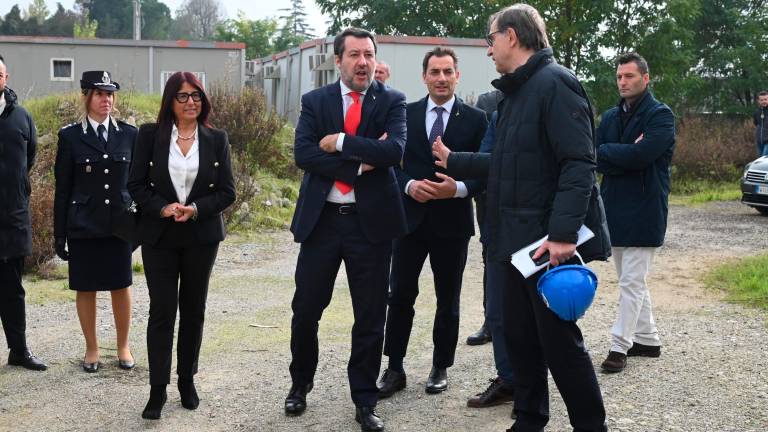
168, 123, 200, 204
327, 80, 370, 204
425, 95, 455, 139
88, 115, 111, 142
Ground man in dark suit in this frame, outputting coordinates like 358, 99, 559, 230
286, 28, 407, 432
377, 47, 486, 398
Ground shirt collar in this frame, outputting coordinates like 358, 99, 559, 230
171, 122, 199, 139
339, 79, 368, 98
87, 115, 111, 134
427, 95, 456, 115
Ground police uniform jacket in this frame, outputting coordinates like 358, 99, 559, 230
53, 117, 137, 240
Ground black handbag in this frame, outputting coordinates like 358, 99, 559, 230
112, 199, 140, 247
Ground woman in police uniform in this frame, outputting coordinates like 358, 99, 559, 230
53, 71, 137, 373
128, 72, 235, 420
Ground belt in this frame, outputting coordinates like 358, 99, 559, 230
325, 202, 357, 215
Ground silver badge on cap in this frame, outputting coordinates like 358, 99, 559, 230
102, 72, 110, 84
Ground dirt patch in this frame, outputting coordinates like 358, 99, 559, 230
0, 201, 766, 431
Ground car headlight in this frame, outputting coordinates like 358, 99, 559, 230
743, 163, 752, 179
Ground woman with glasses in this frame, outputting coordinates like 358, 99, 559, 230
128, 71, 235, 420
53, 70, 137, 373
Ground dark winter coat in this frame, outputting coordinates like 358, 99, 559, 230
446, 48, 611, 263
0, 88, 37, 259
596, 91, 675, 247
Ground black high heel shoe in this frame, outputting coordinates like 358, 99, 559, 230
141, 385, 167, 420
82, 357, 99, 373
118, 354, 135, 370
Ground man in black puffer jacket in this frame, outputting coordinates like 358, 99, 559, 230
0, 54, 47, 371
432, 5, 610, 431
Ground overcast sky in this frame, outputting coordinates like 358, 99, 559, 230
2, 0, 330, 37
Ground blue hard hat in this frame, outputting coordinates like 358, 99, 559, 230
537, 257, 597, 321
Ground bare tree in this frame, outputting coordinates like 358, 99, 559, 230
172, 0, 224, 40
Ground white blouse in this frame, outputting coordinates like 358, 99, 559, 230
168, 123, 199, 204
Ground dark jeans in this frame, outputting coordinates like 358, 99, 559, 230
0, 257, 26, 353
142, 242, 219, 385
290, 205, 391, 407
490, 260, 607, 432
384, 225, 469, 369
484, 253, 515, 385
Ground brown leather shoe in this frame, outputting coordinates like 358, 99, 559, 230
467, 377, 514, 408
627, 342, 661, 357
601, 351, 627, 373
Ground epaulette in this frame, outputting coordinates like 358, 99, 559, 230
60, 122, 79, 131
117, 120, 137, 129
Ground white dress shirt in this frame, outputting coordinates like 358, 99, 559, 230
88, 115, 110, 141
0, 92, 6, 115
404, 96, 468, 199
327, 80, 369, 204
168, 123, 199, 205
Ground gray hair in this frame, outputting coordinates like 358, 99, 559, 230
489, 4, 549, 51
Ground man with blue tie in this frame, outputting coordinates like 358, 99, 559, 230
285, 28, 407, 432
377, 47, 487, 398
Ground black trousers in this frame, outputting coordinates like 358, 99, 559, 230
489, 260, 607, 432
0, 257, 26, 353
290, 205, 391, 407
142, 242, 219, 385
384, 224, 469, 368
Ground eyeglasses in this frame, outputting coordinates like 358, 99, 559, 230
174, 91, 203, 103
485, 29, 505, 47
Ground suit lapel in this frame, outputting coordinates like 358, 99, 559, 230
80, 123, 105, 153
153, 127, 179, 203
442, 98, 462, 150
187, 125, 212, 204
329, 82, 344, 135
357, 81, 379, 136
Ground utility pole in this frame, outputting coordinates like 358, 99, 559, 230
133, 0, 141, 40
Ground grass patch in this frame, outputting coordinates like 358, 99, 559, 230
228, 169, 299, 231
705, 255, 768, 310
132, 262, 144, 273
23, 277, 74, 305
670, 177, 741, 206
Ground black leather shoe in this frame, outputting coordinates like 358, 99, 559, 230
627, 342, 661, 357
118, 353, 135, 370
601, 351, 627, 373
8, 349, 47, 371
355, 406, 384, 431
425, 367, 448, 394
178, 378, 200, 410
284, 382, 313, 416
467, 376, 514, 408
377, 368, 406, 399
141, 385, 167, 420
466, 324, 492, 346
82, 358, 99, 373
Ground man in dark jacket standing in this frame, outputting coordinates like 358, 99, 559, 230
0, 54, 47, 371
433, 5, 610, 431
755, 91, 768, 157
597, 52, 675, 373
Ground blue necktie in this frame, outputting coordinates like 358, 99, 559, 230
428, 106, 445, 145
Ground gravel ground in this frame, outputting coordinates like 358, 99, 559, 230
0, 201, 767, 432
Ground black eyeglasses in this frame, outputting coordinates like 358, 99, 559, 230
174, 91, 203, 103
485, 29, 505, 47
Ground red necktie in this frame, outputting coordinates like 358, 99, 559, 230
335, 91, 361, 195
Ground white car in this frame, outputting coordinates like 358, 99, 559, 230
741, 156, 768, 215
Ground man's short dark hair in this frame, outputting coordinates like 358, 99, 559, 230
759, 90, 768, 97
334, 28, 377, 58
489, 4, 549, 51
422, 47, 458, 74
616, 52, 649, 75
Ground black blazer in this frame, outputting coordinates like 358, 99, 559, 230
395, 96, 487, 237
54, 119, 137, 239
290, 80, 408, 244
127, 123, 236, 247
